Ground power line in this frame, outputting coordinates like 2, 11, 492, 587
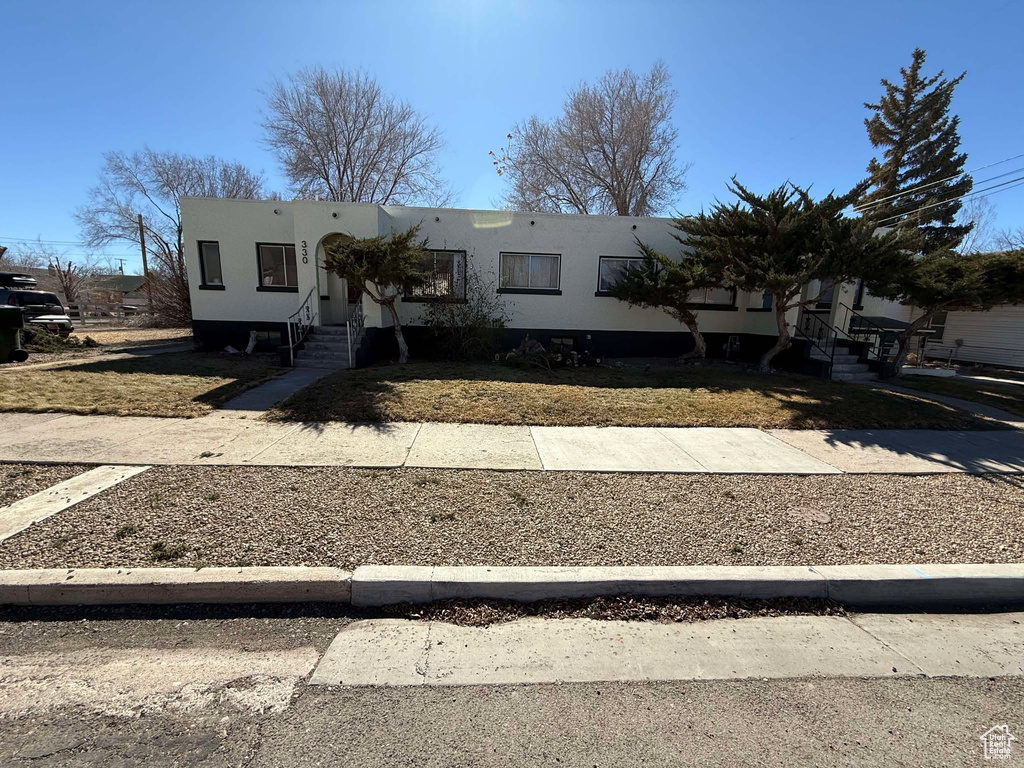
877, 173, 1024, 227
0, 236, 95, 246
854, 151, 1024, 214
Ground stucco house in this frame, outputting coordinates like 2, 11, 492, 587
179, 197, 903, 377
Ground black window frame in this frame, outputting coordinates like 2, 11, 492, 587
497, 251, 562, 295
595, 255, 646, 296
403, 248, 468, 303
197, 240, 225, 291
255, 242, 299, 293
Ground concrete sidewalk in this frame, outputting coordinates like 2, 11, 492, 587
2, 412, 1024, 474
310, 612, 1024, 686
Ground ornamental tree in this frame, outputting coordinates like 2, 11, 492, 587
864, 248, 1024, 374
677, 178, 910, 372
608, 236, 725, 360
322, 224, 430, 364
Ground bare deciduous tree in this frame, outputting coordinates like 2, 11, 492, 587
956, 196, 997, 254
4, 239, 99, 304
997, 227, 1024, 252
0, 244, 45, 270
263, 67, 451, 205
76, 149, 266, 325
49, 255, 93, 304
490, 61, 688, 216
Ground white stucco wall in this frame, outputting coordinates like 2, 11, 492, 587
181, 198, 797, 337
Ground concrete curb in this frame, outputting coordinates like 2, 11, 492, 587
0, 564, 1021, 609
349, 564, 1024, 609
0, 567, 351, 606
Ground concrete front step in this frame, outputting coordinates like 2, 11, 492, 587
294, 358, 350, 370
302, 352, 350, 361
304, 341, 351, 353
312, 326, 351, 337
834, 372, 878, 382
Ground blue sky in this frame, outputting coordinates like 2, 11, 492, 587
2, 0, 1022, 274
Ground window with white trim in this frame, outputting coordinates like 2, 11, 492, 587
499, 252, 560, 291
258, 243, 297, 287
597, 256, 645, 292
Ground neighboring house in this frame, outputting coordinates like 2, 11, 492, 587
14, 267, 147, 313
877, 300, 1024, 370
178, 197, 929, 374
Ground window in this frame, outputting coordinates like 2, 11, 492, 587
256, 243, 297, 290
405, 249, 467, 301
761, 290, 773, 309
816, 280, 836, 308
597, 256, 645, 293
198, 241, 223, 288
499, 252, 560, 293
688, 286, 735, 306
853, 278, 866, 308
927, 311, 948, 341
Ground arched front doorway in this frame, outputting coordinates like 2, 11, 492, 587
317, 233, 359, 326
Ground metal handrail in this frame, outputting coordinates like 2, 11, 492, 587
834, 302, 900, 364
793, 310, 837, 376
286, 287, 317, 366
346, 298, 365, 369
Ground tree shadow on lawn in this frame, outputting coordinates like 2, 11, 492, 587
25, 352, 286, 413
268, 360, 1003, 430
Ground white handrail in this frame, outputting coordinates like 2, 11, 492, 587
286, 287, 318, 366
346, 299, 365, 368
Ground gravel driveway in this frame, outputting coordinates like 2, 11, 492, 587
1, 467, 1021, 570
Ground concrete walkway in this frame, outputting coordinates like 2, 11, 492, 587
310, 612, 1024, 686
868, 379, 1024, 427
2, 412, 1024, 474
212, 368, 333, 419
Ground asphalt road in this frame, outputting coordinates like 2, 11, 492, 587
0, 607, 1019, 767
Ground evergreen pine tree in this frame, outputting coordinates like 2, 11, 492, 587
861, 48, 972, 252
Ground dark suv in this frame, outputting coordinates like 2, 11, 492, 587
0, 273, 75, 337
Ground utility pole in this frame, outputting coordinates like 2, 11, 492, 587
137, 213, 153, 312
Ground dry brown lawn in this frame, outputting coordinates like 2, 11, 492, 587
267, 361, 999, 430
71, 326, 192, 348
0, 352, 285, 418
896, 374, 1024, 418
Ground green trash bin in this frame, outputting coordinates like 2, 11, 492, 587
0, 305, 29, 364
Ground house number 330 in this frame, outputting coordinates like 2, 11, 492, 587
300, 240, 308, 264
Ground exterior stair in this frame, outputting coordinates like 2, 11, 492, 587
810, 346, 877, 383
293, 325, 363, 370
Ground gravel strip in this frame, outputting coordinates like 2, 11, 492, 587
0, 463, 87, 507
1, 467, 1022, 570
379, 596, 847, 626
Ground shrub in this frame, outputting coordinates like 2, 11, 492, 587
421, 266, 511, 360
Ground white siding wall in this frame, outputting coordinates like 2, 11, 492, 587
921, 305, 1024, 368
